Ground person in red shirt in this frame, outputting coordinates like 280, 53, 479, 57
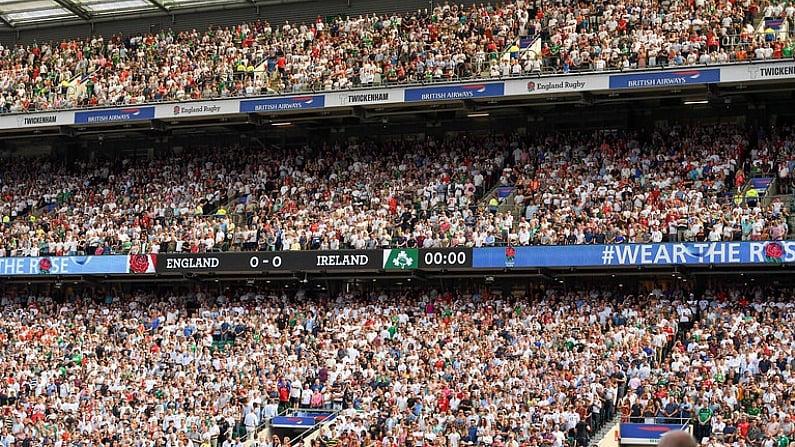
774, 41, 783, 58
737, 416, 751, 438
436, 392, 449, 412
278, 382, 290, 414
30, 408, 45, 424
277, 55, 287, 77
708, 32, 720, 53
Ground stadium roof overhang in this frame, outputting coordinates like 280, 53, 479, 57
0, 0, 281, 29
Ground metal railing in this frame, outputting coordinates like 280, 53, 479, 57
4, 55, 795, 115
280, 408, 343, 447
622, 417, 693, 426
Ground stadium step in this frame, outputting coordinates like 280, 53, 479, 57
212, 339, 235, 352
65, 69, 100, 101
593, 414, 621, 445
765, 192, 795, 236
754, 16, 789, 41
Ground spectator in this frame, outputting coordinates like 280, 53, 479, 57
0, 281, 706, 447
0, 0, 791, 113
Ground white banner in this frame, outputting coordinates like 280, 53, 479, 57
325, 87, 403, 107
504, 72, 609, 95
722, 60, 795, 82
0, 110, 73, 129
154, 100, 240, 119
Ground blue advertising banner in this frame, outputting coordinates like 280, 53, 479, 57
0, 255, 156, 275
293, 412, 337, 422
619, 423, 689, 444
473, 241, 793, 268
752, 177, 773, 192
74, 107, 155, 124
609, 69, 720, 89
519, 37, 535, 48
404, 83, 505, 102
765, 18, 785, 30
239, 95, 325, 113
497, 187, 516, 199
270, 417, 317, 428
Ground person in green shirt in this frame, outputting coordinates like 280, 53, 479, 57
388, 324, 398, 339
550, 44, 561, 69
777, 432, 790, 447
695, 404, 713, 441
85, 77, 95, 98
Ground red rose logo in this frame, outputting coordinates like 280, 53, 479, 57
129, 255, 151, 273
506, 246, 516, 258
38, 258, 52, 274
505, 245, 516, 267
765, 242, 784, 263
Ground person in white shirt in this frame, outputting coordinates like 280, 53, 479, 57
244, 408, 259, 440
708, 226, 722, 242
300, 384, 313, 408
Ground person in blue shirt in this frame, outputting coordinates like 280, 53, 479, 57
584, 227, 595, 244
465, 420, 478, 444
183, 324, 196, 338
679, 399, 693, 422
221, 321, 232, 341
742, 218, 753, 240
145, 316, 160, 332
664, 400, 680, 424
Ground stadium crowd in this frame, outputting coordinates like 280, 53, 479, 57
0, 282, 679, 447
507, 125, 793, 246
0, 123, 792, 257
0, 281, 791, 447
0, 135, 506, 256
1, 0, 794, 112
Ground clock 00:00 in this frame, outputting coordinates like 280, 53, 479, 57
423, 250, 468, 266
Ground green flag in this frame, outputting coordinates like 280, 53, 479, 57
382, 249, 418, 270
